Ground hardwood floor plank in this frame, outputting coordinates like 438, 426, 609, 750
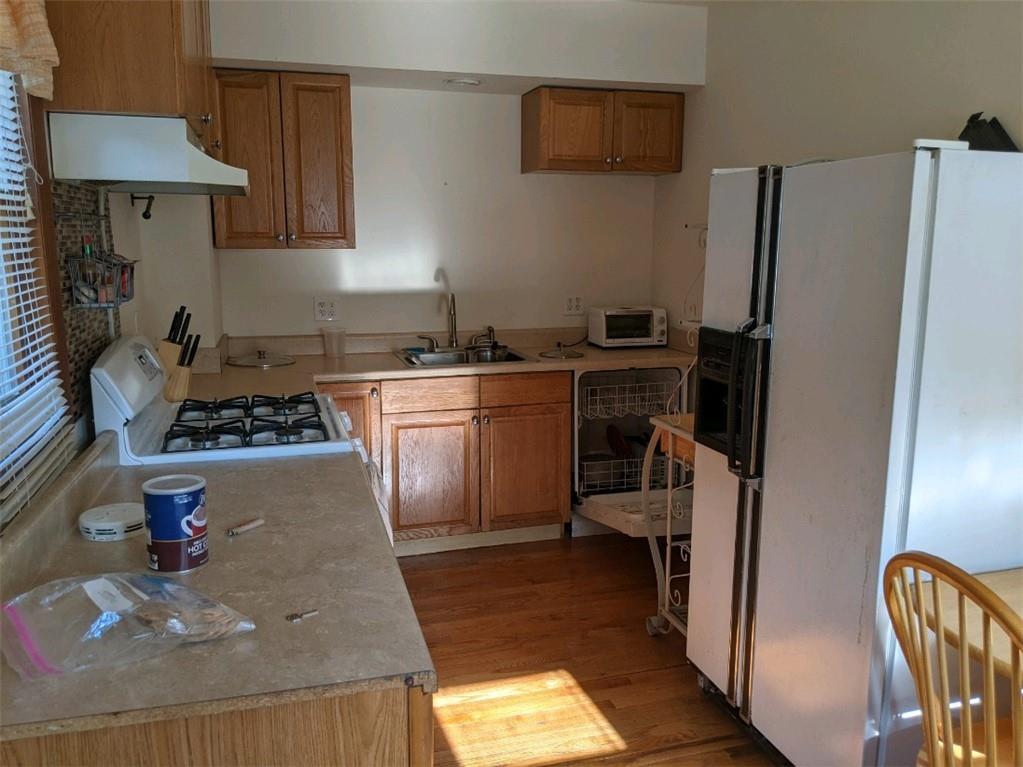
401, 536, 772, 767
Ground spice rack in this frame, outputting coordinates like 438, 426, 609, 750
67, 251, 136, 308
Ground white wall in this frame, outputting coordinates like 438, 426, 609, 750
219, 87, 654, 335
652, 1, 1023, 331
212, 0, 706, 91
109, 193, 222, 345
120, 87, 657, 339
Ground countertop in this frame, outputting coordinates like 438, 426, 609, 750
191, 346, 695, 399
1, 453, 435, 739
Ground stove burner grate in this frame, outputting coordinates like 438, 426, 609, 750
249, 413, 329, 445
162, 419, 249, 453
251, 392, 320, 417
177, 395, 251, 421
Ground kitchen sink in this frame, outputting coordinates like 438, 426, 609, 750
395, 347, 528, 367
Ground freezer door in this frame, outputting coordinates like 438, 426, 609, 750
749, 152, 919, 766
703, 168, 761, 329
687, 443, 742, 691
902, 149, 1023, 571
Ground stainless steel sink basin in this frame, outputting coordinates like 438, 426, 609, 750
396, 346, 527, 367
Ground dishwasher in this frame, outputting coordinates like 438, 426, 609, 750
573, 367, 690, 535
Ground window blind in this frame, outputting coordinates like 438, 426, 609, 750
0, 70, 72, 529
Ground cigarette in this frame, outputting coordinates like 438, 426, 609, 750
226, 518, 265, 537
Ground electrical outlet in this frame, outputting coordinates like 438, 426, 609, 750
314, 296, 341, 322
563, 296, 584, 316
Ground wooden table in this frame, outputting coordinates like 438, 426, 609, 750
927, 567, 1023, 678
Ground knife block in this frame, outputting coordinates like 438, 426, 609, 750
163, 365, 191, 403
157, 340, 182, 374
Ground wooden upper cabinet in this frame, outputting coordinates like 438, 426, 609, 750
212, 70, 286, 249
383, 409, 481, 540
481, 403, 571, 531
46, 0, 213, 146
521, 86, 683, 175
211, 70, 356, 250
522, 88, 613, 172
613, 91, 684, 173
180, 0, 213, 141
280, 73, 356, 248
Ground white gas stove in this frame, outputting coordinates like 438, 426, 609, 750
91, 336, 354, 465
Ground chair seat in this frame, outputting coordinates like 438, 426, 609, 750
916, 717, 1017, 767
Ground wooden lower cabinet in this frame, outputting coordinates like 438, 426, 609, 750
481, 403, 571, 530
1, 686, 432, 767
383, 409, 481, 540
320, 380, 382, 466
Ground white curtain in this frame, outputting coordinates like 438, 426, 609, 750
0, 0, 58, 99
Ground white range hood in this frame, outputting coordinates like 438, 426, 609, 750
48, 113, 249, 196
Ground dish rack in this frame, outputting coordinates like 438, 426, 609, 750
67, 251, 136, 308
581, 380, 677, 419
579, 454, 669, 494
575, 368, 683, 498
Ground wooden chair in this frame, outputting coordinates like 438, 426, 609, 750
884, 551, 1023, 767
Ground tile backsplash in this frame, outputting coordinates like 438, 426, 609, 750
52, 181, 120, 423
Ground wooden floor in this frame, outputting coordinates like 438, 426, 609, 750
400, 535, 774, 767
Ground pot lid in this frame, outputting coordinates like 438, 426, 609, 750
226, 350, 296, 368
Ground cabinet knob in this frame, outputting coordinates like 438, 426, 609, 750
211, 139, 222, 149
288, 233, 297, 242
615, 156, 623, 163
275, 234, 285, 242
604, 157, 612, 164
370, 387, 379, 399
483, 415, 490, 425
472, 415, 480, 426
201, 113, 214, 125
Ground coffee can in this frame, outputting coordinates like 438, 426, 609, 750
142, 474, 208, 573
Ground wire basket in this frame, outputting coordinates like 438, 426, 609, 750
67, 252, 136, 308
579, 455, 670, 494
581, 381, 676, 419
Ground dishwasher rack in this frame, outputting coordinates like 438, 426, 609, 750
580, 380, 677, 419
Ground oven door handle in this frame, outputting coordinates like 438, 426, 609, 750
726, 319, 754, 475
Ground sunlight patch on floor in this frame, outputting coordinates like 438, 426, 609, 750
434, 669, 626, 767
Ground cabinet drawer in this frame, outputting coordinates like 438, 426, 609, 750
480, 372, 572, 408
381, 376, 479, 414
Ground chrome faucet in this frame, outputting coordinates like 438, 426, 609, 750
447, 293, 458, 348
470, 325, 496, 346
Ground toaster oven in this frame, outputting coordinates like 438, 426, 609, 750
588, 306, 668, 348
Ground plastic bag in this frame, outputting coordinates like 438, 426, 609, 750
1, 573, 254, 680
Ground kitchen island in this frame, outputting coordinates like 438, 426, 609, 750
0, 438, 435, 766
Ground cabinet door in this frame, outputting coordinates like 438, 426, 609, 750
612, 91, 684, 173
481, 403, 571, 531
211, 71, 287, 249
522, 88, 614, 172
280, 73, 356, 248
179, 0, 212, 143
47, 1, 182, 116
319, 381, 382, 467
382, 410, 480, 540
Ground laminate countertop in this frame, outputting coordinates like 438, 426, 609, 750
190, 346, 696, 399
1, 452, 435, 739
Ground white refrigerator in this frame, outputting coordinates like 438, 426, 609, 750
687, 142, 1023, 766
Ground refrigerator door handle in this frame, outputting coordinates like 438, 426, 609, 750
726, 319, 755, 475
738, 336, 759, 479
